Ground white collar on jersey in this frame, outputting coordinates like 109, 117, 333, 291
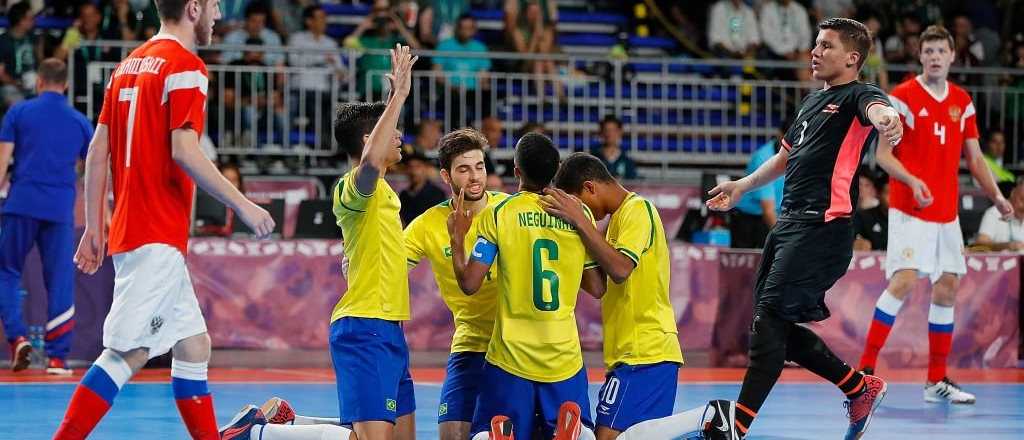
150, 33, 188, 49
914, 75, 950, 102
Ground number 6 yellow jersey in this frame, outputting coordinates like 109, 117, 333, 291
475, 191, 598, 383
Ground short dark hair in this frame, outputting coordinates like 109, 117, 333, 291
333, 102, 387, 160
37, 58, 68, 85
438, 128, 489, 171
154, 0, 189, 22
8, 1, 32, 26
302, 5, 323, 23
919, 25, 955, 51
515, 132, 560, 189
553, 152, 615, 195
244, 1, 269, 19
599, 115, 623, 130
457, 13, 475, 24
818, 17, 873, 69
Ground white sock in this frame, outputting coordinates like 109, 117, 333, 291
252, 424, 353, 440
617, 406, 710, 440
579, 426, 596, 440
94, 350, 133, 388
472, 431, 490, 440
292, 415, 343, 426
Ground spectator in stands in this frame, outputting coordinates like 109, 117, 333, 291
951, 14, 987, 84
99, 0, 159, 41
346, 1, 422, 98
219, 0, 252, 31
54, 3, 112, 108
270, 0, 313, 39
220, 161, 246, 193
226, 37, 283, 139
857, 173, 879, 210
976, 178, 1024, 251
759, 0, 812, 81
503, 0, 558, 29
812, 0, 854, 21
729, 125, 785, 249
0, 2, 41, 110
479, 116, 505, 188
859, 12, 889, 90
884, 15, 922, 64
418, 0, 472, 48
983, 130, 1015, 186
289, 4, 343, 146
413, 118, 443, 152
482, 116, 504, 150
707, 0, 760, 59
433, 13, 492, 127
224, 2, 285, 66
592, 115, 638, 180
517, 121, 546, 138
399, 149, 447, 225
506, 0, 558, 91
660, 1, 703, 48
853, 177, 888, 251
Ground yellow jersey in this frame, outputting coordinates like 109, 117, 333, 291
476, 191, 598, 382
404, 191, 510, 353
330, 170, 410, 322
602, 193, 683, 368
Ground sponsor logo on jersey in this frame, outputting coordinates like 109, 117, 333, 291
822, 103, 840, 114
918, 107, 930, 117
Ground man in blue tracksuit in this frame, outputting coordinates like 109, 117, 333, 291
0, 58, 91, 374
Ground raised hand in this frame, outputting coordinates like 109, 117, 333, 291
385, 44, 418, 100
447, 187, 472, 243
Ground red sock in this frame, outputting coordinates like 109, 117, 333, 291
53, 384, 113, 440
927, 304, 954, 383
859, 319, 892, 370
175, 394, 219, 440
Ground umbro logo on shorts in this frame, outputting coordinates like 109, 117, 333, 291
149, 316, 164, 335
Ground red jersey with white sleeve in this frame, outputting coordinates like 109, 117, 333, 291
98, 35, 208, 256
887, 77, 979, 223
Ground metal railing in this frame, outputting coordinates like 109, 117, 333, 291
69, 40, 1024, 172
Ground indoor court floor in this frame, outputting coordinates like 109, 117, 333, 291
3, 368, 1022, 439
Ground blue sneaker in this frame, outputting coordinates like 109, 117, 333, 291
220, 405, 267, 440
844, 375, 887, 440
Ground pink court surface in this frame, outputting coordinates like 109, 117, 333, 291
3, 367, 1023, 439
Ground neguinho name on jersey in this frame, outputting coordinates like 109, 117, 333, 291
517, 211, 576, 231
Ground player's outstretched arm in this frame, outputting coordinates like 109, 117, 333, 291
964, 138, 1013, 218
170, 128, 275, 238
707, 147, 789, 212
541, 188, 635, 284
73, 124, 110, 275
448, 188, 491, 294
354, 44, 419, 195
875, 141, 934, 209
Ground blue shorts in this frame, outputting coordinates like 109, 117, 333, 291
596, 362, 679, 431
330, 317, 416, 424
470, 363, 593, 438
438, 351, 487, 423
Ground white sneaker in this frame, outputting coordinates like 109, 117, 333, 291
924, 377, 976, 404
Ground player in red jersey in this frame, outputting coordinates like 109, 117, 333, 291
858, 25, 1013, 404
53, 1, 274, 438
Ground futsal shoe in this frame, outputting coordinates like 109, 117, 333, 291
844, 375, 887, 440
489, 415, 514, 440
702, 400, 741, 440
924, 377, 976, 404
220, 405, 267, 440
553, 401, 583, 440
46, 358, 73, 375
9, 336, 31, 372
860, 367, 874, 376
261, 397, 296, 424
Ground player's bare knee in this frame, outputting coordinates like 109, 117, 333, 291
887, 270, 917, 298
109, 348, 149, 373
438, 422, 469, 440
171, 333, 212, 364
932, 274, 959, 306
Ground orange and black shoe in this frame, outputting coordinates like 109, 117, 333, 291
489, 415, 514, 440
552, 401, 583, 440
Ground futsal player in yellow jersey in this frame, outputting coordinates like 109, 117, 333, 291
450, 133, 606, 440
542, 153, 711, 440
404, 128, 508, 440
329, 45, 418, 440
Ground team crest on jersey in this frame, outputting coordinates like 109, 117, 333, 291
822, 103, 840, 114
948, 105, 962, 122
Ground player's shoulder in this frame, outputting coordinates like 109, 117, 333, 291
945, 81, 973, 103
147, 37, 207, 72
621, 193, 656, 218
890, 78, 918, 96
485, 191, 511, 207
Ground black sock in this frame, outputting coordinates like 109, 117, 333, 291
736, 308, 791, 435
785, 323, 866, 399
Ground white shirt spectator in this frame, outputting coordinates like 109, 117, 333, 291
708, 0, 760, 55
288, 31, 342, 92
813, 0, 854, 19
223, 28, 285, 65
760, 0, 811, 57
977, 206, 1024, 245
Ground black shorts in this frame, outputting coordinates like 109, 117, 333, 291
753, 219, 854, 323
